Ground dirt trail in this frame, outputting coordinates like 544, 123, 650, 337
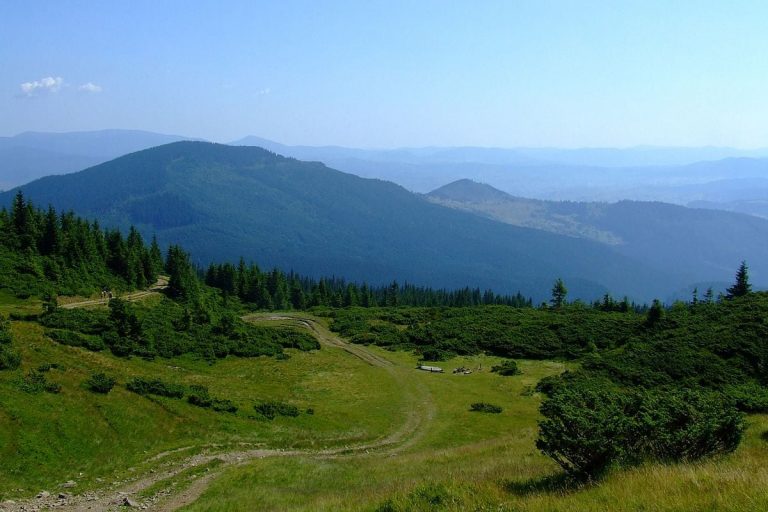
5, 312, 435, 512
59, 277, 169, 310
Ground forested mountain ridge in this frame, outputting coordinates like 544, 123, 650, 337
0, 129, 199, 190
0, 142, 675, 302
427, 179, 768, 294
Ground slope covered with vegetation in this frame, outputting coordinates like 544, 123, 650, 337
0, 191, 766, 511
0, 141, 678, 302
428, 179, 768, 291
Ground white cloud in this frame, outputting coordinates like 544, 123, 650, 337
19, 76, 63, 96
255, 87, 271, 96
78, 82, 102, 93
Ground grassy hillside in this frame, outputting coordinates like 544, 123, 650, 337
0, 303, 404, 499
2, 286, 768, 510
1, 142, 676, 302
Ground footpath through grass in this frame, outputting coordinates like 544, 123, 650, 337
182, 346, 768, 512
0, 310, 404, 499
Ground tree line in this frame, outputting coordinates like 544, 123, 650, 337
1, 191, 164, 293
204, 260, 533, 310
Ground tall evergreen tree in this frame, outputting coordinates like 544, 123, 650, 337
550, 278, 568, 308
726, 261, 751, 299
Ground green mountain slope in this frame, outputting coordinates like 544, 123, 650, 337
427, 179, 768, 293
1, 142, 676, 301
0, 129, 199, 190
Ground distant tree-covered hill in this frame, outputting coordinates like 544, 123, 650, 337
427, 179, 768, 295
0, 142, 676, 302
0, 129, 199, 190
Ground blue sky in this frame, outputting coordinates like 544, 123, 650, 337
2, 1, 767, 148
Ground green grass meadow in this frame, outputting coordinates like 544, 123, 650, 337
2, 304, 768, 511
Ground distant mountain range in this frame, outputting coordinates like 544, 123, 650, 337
1, 141, 698, 303
0, 129, 200, 190
427, 179, 768, 297
4, 130, 768, 221
232, 136, 768, 218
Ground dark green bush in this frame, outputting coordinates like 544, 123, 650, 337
254, 400, 300, 419
536, 383, 744, 478
725, 382, 768, 413
636, 389, 744, 461
537, 384, 637, 477
491, 359, 520, 376
46, 329, 105, 351
419, 347, 452, 362
187, 385, 213, 408
470, 402, 502, 413
0, 344, 21, 370
0, 329, 12, 345
211, 398, 238, 413
86, 372, 116, 394
126, 377, 185, 398
186, 385, 238, 413
19, 371, 61, 394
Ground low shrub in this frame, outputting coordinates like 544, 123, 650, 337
186, 385, 238, 413
126, 377, 185, 398
19, 371, 60, 394
211, 398, 238, 413
86, 372, 116, 394
725, 382, 768, 413
0, 345, 21, 370
491, 359, 520, 376
46, 329, 105, 351
470, 402, 502, 413
187, 385, 213, 408
536, 383, 745, 478
254, 400, 300, 419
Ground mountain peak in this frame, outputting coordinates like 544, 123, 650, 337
428, 179, 513, 202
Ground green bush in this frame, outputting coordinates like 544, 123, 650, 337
537, 384, 636, 477
86, 372, 116, 394
211, 398, 238, 413
186, 385, 238, 413
126, 377, 185, 398
187, 385, 213, 408
254, 400, 300, 419
491, 359, 520, 376
470, 402, 502, 413
536, 383, 745, 478
636, 389, 744, 461
725, 382, 768, 413
46, 329, 105, 351
0, 344, 21, 370
19, 371, 61, 394
419, 347, 452, 362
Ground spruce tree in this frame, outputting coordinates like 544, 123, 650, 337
726, 261, 751, 299
550, 278, 568, 308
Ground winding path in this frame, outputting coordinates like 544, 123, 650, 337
58, 277, 169, 309
7, 309, 435, 511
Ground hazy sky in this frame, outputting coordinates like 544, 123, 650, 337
2, 1, 768, 148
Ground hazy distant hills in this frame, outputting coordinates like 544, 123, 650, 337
5, 130, 768, 219
427, 179, 768, 294
0, 129, 199, 190
1, 141, 685, 302
234, 137, 768, 217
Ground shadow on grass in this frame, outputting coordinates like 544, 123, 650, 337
503, 472, 592, 497
761, 430, 768, 443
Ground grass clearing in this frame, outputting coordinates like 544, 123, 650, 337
0, 311, 403, 499
181, 345, 768, 512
